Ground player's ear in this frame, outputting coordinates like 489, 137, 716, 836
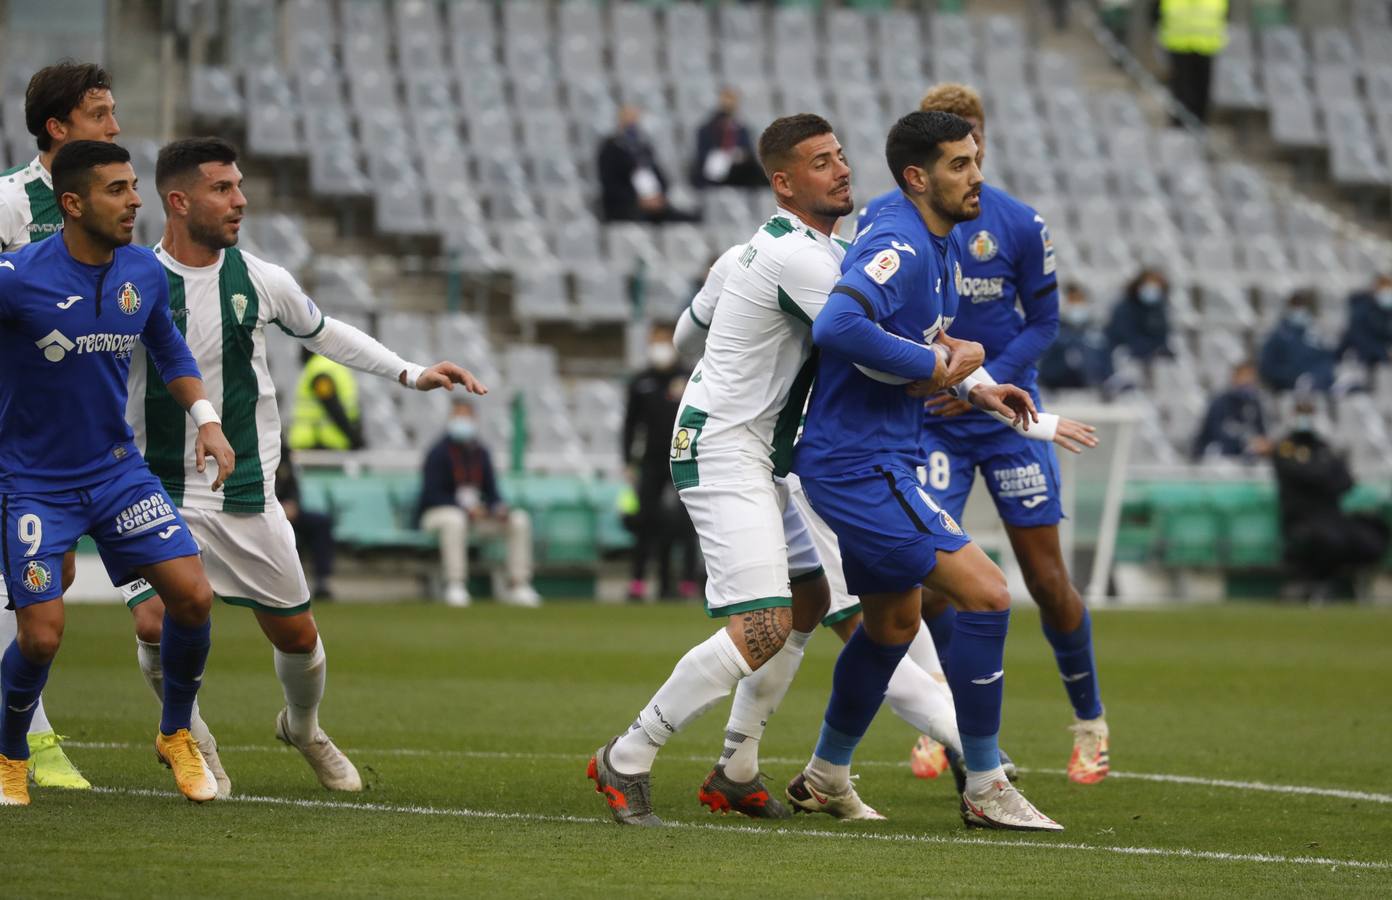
45, 116, 67, 146
902, 165, 928, 195
58, 190, 83, 220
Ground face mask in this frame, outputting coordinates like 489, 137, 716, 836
1292, 415, 1315, 433
447, 419, 478, 443
1287, 308, 1312, 329
1376, 288, 1392, 309
1138, 283, 1163, 305
648, 342, 677, 370
1061, 304, 1091, 327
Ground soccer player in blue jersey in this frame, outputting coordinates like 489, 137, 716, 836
785, 111, 1062, 831
0, 141, 235, 806
864, 84, 1110, 784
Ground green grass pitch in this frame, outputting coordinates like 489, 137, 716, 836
10, 601, 1392, 897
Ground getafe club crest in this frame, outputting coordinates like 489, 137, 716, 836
22, 559, 52, 593
968, 230, 998, 262
954, 260, 964, 295
231, 292, 249, 322
939, 510, 964, 536
116, 281, 142, 315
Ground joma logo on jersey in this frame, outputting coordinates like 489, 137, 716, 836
116, 281, 142, 315
114, 493, 177, 537
960, 277, 1006, 301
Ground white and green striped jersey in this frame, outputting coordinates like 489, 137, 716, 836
126, 243, 325, 513
0, 156, 62, 251
671, 209, 846, 488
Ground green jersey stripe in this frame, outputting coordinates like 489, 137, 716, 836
144, 271, 191, 504
769, 350, 817, 477
218, 247, 266, 512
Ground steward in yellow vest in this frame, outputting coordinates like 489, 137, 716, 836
289, 352, 364, 450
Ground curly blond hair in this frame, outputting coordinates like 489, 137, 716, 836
918, 83, 985, 124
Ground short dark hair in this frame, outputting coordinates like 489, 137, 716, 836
884, 110, 974, 191
757, 113, 835, 178
51, 140, 131, 210
25, 62, 113, 152
156, 136, 239, 196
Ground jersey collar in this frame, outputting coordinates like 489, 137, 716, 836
155, 240, 224, 277
29, 155, 51, 189
771, 206, 835, 249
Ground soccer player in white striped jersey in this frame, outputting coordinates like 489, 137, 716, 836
588, 114, 853, 825
119, 137, 486, 794
0, 61, 123, 790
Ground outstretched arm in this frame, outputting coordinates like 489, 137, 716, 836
302, 317, 486, 394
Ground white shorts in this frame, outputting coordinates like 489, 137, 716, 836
784, 472, 862, 628
780, 479, 824, 584
679, 476, 799, 617
121, 503, 311, 615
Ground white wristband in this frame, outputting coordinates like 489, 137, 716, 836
190, 398, 220, 428
400, 362, 426, 389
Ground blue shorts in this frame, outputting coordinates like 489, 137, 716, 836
1, 465, 200, 609
920, 427, 1063, 528
800, 465, 971, 596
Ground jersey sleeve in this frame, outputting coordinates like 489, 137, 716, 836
686, 243, 742, 330
0, 253, 19, 317
142, 271, 202, 382
829, 234, 922, 323
987, 208, 1060, 383
262, 261, 327, 340
777, 243, 841, 325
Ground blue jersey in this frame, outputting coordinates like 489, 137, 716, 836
864, 183, 1060, 438
0, 235, 200, 492
794, 193, 955, 479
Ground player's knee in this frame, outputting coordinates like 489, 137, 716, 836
271, 617, 319, 654
920, 589, 951, 620
167, 578, 214, 623
19, 622, 63, 663
1023, 563, 1075, 611
961, 573, 1012, 613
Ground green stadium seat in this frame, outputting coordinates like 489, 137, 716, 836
1225, 508, 1281, 567
329, 478, 435, 550
1159, 507, 1223, 567
589, 478, 636, 552
298, 473, 334, 514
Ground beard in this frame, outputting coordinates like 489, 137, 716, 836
188, 214, 239, 250
928, 179, 980, 224
810, 192, 854, 220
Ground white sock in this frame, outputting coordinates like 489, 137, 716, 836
805, 755, 851, 795
609, 629, 752, 775
3, 604, 52, 735
274, 636, 326, 745
965, 764, 1009, 796
885, 624, 962, 755
137, 639, 215, 747
721, 628, 812, 781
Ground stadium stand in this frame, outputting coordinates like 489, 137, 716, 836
4, 0, 1388, 599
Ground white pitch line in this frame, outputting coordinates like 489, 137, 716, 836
65, 741, 1392, 805
88, 786, 1392, 873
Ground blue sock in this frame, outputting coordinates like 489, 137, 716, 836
159, 613, 211, 735
1, 639, 52, 760
924, 604, 957, 669
812, 625, 913, 764
944, 609, 1011, 772
1042, 608, 1104, 720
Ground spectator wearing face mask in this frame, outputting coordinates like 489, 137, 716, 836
622, 322, 698, 601
1191, 360, 1270, 461
1105, 268, 1173, 364
1039, 282, 1114, 389
1338, 274, 1392, 373
417, 400, 540, 608
1273, 399, 1390, 599
1259, 289, 1336, 393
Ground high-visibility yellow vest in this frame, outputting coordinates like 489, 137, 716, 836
289, 355, 360, 450
1160, 0, 1228, 55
